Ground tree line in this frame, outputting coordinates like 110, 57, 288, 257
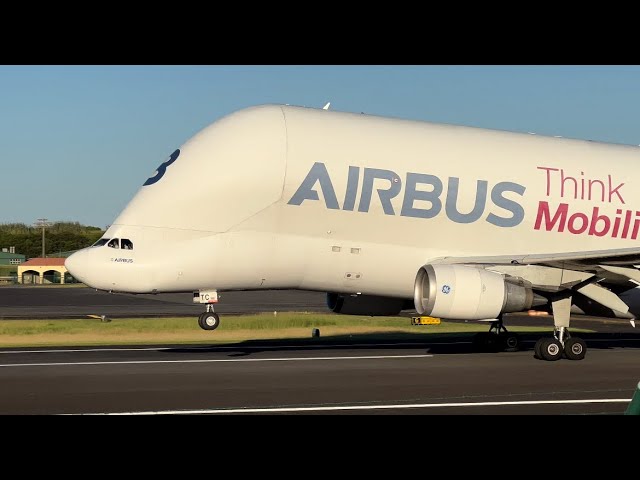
0, 222, 105, 259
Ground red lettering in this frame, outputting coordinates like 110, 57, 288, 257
534, 201, 568, 231
561, 170, 577, 199
537, 167, 558, 197
588, 207, 611, 237
608, 175, 625, 204
568, 213, 589, 234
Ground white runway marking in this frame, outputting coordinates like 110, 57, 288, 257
0, 347, 171, 354
91, 398, 632, 415
0, 343, 439, 355
0, 354, 433, 368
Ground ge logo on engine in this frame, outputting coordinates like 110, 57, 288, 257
442, 285, 451, 294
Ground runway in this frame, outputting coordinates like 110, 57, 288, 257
0, 337, 637, 414
0, 286, 637, 334
0, 286, 328, 319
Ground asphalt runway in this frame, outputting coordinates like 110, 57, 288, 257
0, 286, 328, 319
0, 287, 638, 335
0, 337, 637, 414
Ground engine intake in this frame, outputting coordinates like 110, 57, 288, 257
414, 264, 543, 320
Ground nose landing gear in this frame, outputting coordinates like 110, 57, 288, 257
198, 305, 220, 331
194, 290, 221, 331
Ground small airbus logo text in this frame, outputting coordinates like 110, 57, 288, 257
111, 258, 133, 263
287, 162, 526, 227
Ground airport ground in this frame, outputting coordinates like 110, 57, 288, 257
0, 285, 638, 415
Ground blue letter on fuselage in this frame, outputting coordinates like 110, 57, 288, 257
358, 168, 402, 215
143, 149, 180, 186
400, 173, 443, 219
287, 162, 340, 209
486, 182, 526, 227
445, 178, 488, 224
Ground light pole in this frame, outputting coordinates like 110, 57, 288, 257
34, 218, 51, 258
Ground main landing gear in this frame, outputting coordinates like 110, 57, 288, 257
194, 289, 221, 331
472, 316, 520, 353
534, 295, 587, 361
534, 327, 587, 361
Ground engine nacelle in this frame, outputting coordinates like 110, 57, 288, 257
327, 293, 406, 316
414, 264, 537, 320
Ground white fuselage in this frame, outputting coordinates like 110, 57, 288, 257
65, 105, 640, 298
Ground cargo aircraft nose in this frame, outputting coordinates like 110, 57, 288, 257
64, 249, 93, 286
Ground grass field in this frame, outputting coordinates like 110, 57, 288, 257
0, 312, 581, 348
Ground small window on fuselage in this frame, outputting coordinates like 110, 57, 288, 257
93, 238, 109, 247
107, 238, 120, 249
121, 239, 133, 250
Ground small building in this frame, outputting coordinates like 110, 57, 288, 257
17, 258, 74, 284
0, 248, 25, 266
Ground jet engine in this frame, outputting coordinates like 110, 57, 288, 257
414, 264, 546, 320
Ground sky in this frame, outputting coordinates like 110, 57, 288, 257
2, 65, 640, 229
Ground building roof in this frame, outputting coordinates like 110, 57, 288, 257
20, 258, 66, 267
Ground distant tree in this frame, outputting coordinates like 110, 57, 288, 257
0, 222, 105, 258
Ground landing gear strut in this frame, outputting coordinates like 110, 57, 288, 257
472, 316, 520, 353
194, 289, 221, 331
534, 295, 587, 361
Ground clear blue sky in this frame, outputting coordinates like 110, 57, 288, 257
3, 65, 640, 229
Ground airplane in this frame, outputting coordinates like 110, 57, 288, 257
65, 104, 640, 362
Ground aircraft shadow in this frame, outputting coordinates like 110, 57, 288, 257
164, 331, 640, 357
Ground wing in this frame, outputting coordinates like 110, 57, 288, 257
427, 247, 640, 319
429, 246, 640, 271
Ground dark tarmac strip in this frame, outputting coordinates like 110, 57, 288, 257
0, 339, 637, 415
0, 287, 328, 318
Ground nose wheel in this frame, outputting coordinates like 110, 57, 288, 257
198, 311, 220, 331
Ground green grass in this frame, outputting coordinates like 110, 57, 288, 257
0, 312, 583, 348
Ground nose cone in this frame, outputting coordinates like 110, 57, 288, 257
65, 250, 92, 286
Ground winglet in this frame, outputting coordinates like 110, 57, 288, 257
323, 102, 331, 110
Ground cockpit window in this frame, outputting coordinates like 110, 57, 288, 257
121, 239, 134, 250
107, 238, 120, 249
93, 238, 109, 247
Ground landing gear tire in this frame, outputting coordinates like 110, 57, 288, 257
198, 312, 220, 331
472, 332, 519, 352
502, 333, 520, 352
534, 338, 545, 359
564, 337, 587, 360
538, 338, 563, 361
